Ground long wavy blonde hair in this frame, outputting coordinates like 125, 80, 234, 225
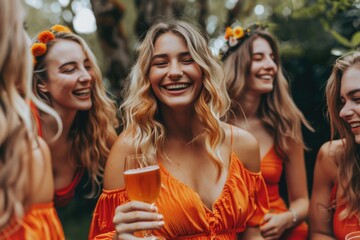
32, 32, 118, 197
121, 19, 230, 174
223, 30, 313, 157
325, 50, 360, 220
0, 0, 61, 229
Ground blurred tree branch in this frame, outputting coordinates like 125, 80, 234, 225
90, 0, 130, 99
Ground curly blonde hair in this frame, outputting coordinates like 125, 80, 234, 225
121, 19, 230, 175
223, 30, 313, 158
32, 31, 118, 197
325, 50, 360, 220
0, 0, 61, 229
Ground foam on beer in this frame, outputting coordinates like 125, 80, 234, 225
124, 165, 160, 174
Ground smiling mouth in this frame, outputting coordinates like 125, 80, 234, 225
73, 89, 90, 96
163, 83, 190, 91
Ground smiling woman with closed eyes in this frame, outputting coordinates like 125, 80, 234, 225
222, 24, 313, 240
31, 26, 119, 210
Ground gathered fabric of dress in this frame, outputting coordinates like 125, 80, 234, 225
0, 202, 65, 240
330, 184, 360, 239
260, 146, 308, 240
89, 139, 269, 239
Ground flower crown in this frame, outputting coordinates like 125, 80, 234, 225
31, 24, 72, 67
220, 23, 267, 60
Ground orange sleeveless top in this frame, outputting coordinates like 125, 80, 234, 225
89, 153, 269, 239
0, 202, 64, 240
331, 184, 360, 239
260, 146, 308, 240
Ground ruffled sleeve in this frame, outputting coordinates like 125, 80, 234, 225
242, 168, 269, 227
89, 188, 130, 240
0, 202, 64, 240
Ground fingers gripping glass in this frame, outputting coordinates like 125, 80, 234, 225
124, 154, 162, 239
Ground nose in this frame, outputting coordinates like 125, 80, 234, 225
78, 67, 92, 83
263, 56, 277, 71
168, 61, 183, 80
339, 102, 354, 119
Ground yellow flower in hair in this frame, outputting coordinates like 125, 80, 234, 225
38, 30, 55, 43
224, 27, 233, 40
233, 27, 244, 39
31, 43, 47, 57
51, 24, 72, 33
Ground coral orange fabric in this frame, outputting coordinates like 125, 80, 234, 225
89, 153, 269, 239
0, 202, 64, 240
331, 184, 360, 239
260, 146, 308, 240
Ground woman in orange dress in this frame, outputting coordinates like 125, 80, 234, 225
0, 0, 64, 239
310, 50, 360, 239
30, 25, 119, 208
89, 19, 269, 239
221, 23, 313, 240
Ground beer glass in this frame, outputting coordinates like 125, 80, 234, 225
345, 231, 360, 240
124, 153, 161, 238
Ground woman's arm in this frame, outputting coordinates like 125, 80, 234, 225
309, 141, 338, 240
260, 138, 309, 239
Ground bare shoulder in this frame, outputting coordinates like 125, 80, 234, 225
315, 139, 343, 181
31, 137, 54, 203
103, 131, 136, 190
222, 123, 260, 172
317, 139, 344, 167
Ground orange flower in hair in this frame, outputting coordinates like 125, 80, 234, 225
51, 24, 72, 33
38, 30, 55, 43
31, 43, 47, 57
224, 27, 233, 40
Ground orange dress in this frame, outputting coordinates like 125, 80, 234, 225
331, 184, 360, 239
260, 146, 308, 240
0, 202, 65, 240
89, 153, 269, 239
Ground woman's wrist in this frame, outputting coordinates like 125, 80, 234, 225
287, 209, 297, 226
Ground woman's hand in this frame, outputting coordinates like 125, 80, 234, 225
260, 212, 293, 240
112, 201, 165, 240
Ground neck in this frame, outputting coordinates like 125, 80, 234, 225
161, 106, 203, 142
236, 90, 262, 119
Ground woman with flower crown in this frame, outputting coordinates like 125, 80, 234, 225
30, 24, 118, 209
222, 24, 313, 240
0, 0, 64, 239
309, 50, 360, 239
89, 19, 269, 240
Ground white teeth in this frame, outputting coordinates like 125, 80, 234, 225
164, 84, 188, 90
260, 75, 273, 80
74, 89, 90, 95
351, 122, 360, 128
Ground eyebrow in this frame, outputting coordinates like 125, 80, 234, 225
151, 51, 191, 61
347, 88, 360, 96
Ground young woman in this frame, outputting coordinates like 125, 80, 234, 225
89, 20, 269, 239
31, 26, 119, 207
0, 0, 64, 239
310, 50, 360, 239
222, 24, 313, 240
